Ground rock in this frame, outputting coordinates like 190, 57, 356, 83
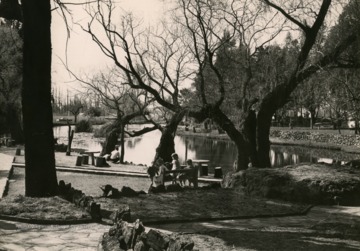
168, 234, 194, 251
133, 240, 147, 251
79, 195, 94, 208
101, 233, 122, 251
110, 205, 131, 223
101, 220, 196, 251
72, 190, 85, 206
121, 186, 139, 197
88, 202, 101, 221
120, 221, 134, 249
145, 229, 170, 250
131, 219, 146, 248
101, 184, 122, 198
108, 226, 118, 236
221, 171, 245, 189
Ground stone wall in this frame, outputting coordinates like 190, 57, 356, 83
270, 130, 360, 147
58, 180, 102, 221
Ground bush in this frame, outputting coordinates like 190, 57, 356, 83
93, 122, 112, 137
75, 120, 93, 133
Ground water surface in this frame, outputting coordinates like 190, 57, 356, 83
54, 125, 360, 173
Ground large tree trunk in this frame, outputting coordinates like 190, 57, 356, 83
210, 106, 250, 171
154, 111, 185, 163
100, 122, 120, 156
256, 109, 273, 168
22, 0, 58, 197
242, 110, 258, 167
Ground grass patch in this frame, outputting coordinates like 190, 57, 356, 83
0, 195, 91, 221
97, 189, 309, 223
226, 164, 360, 205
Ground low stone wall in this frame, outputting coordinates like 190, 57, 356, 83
58, 181, 197, 250
58, 180, 102, 221
270, 130, 360, 147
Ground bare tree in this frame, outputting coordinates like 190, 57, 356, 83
82, 0, 357, 170
83, 1, 200, 163
71, 68, 158, 163
179, 0, 357, 170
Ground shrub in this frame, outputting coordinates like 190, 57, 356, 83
93, 122, 112, 137
75, 120, 93, 133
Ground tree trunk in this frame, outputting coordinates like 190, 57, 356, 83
210, 106, 250, 171
100, 122, 120, 156
119, 121, 125, 163
22, 0, 58, 197
66, 123, 74, 156
309, 109, 317, 129
154, 111, 185, 163
355, 119, 359, 135
242, 110, 258, 167
256, 109, 273, 168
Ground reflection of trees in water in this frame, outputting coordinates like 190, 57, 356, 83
272, 145, 360, 163
180, 136, 237, 172
181, 135, 360, 172
126, 137, 143, 149
270, 150, 309, 167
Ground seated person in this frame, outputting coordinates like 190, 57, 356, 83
149, 158, 169, 193
153, 158, 168, 187
109, 145, 120, 163
179, 159, 195, 187
171, 153, 181, 184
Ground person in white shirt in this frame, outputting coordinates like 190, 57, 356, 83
153, 158, 168, 188
171, 153, 181, 183
109, 145, 120, 163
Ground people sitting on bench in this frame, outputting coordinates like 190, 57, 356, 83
148, 158, 170, 193
178, 159, 195, 187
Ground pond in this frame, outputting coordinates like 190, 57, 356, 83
54, 125, 360, 174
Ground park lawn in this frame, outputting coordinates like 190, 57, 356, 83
0, 195, 91, 221
5, 167, 309, 223
3, 163, 359, 225
97, 189, 309, 223
2, 168, 360, 250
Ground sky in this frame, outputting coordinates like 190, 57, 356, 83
51, 0, 342, 100
51, 0, 167, 97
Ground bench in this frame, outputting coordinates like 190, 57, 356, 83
83, 150, 100, 165
192, 159, 210, 176
162, 167, 199, 188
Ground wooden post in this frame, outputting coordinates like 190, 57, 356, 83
193, 166, 198, 188
214, 167, 223, 178
15, 147, 21, 156
82, 154, 89, 165
66, 121, 74, 156
75, 156, 83, 166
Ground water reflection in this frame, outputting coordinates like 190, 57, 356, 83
54, 125, 360, 174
